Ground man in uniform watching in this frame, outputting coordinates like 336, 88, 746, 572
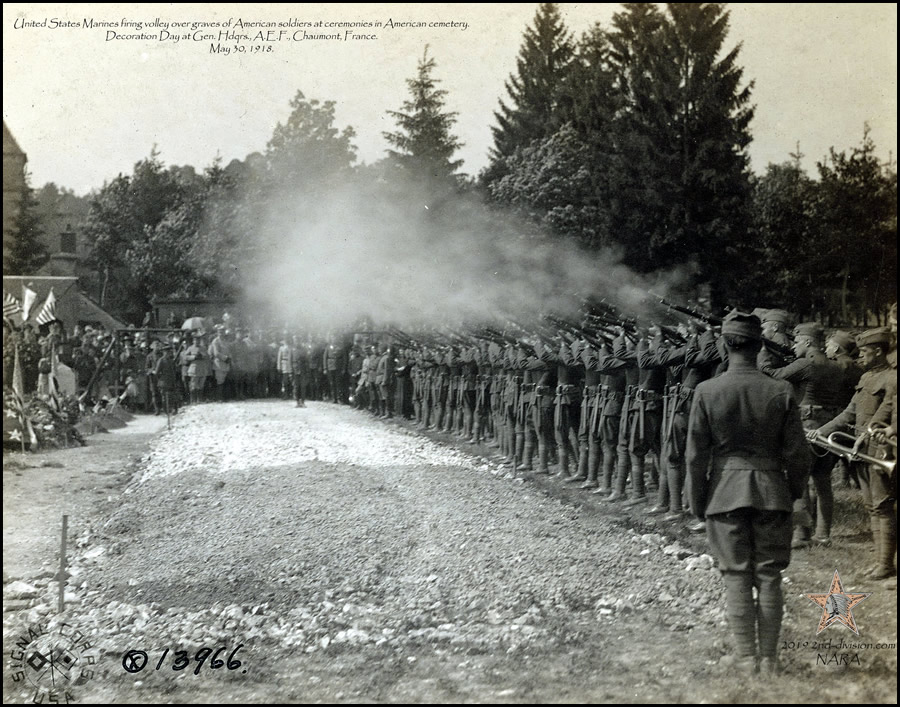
815, 328, 897, 580
759, 322, 845, 547
687, 311, 809, 674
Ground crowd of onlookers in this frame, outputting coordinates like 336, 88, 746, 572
2, 318, 373, 415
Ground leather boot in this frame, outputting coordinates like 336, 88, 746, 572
622, 459, 646, 506
536, 440, 549, 474
488, 419, 501, 448
871, 516, 898, 580
516, 433, 532, 471
579, 443, 598, 488
651, 457, 669, 511
756, 573, 783, 662
567, 443, 588, 483
469, 416, 480, 444
554, 443, 570, 478
667, 462, 685, 513
595, 448, 615, 495
862, 518, 881, 577
602, 459, 629, 501
724, 573, 759, 669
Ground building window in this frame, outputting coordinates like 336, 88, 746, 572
60, 226, 76, 254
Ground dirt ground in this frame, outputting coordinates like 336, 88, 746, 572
2, 402, 896, 704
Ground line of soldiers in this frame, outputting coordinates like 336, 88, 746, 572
365, 305, 895, 674
399, 311, 776, 521
116, 326, 352, 412
365, 305, 896, 569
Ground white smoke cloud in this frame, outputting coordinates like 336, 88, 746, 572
229, 171, 689, 333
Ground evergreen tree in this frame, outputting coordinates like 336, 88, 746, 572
4, 178, 49, 275
607, 2, 679, 269
607, 3, 754, 304
665, 3, 754, 300
813, 126, 897, 322
483, 3, 575, 188
383, 46, 464, 185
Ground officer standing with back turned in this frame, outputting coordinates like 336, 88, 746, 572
687, 311, 810, 674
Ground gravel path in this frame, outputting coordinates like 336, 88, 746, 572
4, 401, 896, 703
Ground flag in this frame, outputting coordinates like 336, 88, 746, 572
22, 284, 37, 322
6, 343, 38, 448
3, 290, 21, 319
35, 288, 58, 325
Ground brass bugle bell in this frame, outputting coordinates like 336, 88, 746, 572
810, 430, 895, 472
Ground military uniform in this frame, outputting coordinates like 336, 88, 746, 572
366, 347, 380, 413
503, 346, 522, 465
375, 346, 395, 418
514, 346, 537, 472
612, 333, 667, 505
577, 341, 604, 489
323, 344, 342, 403
818, 328, 897, 579
185, 335, 210, 404
291, 339, 310, 407
828, 331, 864, 404
687, 311, 810, 670
760, 322, 846, 544
419, 351, 435, 429
487, 343, 507, 455
209, 332, 233, 401
394, 350, 412, 419
528, 344, 557, 475
547, 341, 582, 478
657, 328, 720, 516
154, 346, 180, 415
757, 309, 794, 369
431, 351, 450, 430
443, 348, 460, 433
471, 344, 491, 443
276, 339, 294, 400
596, 335, 632, 499
460, 346, 479, 439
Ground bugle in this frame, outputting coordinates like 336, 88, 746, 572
809, 430, 895, 472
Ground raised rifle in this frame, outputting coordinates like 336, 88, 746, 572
649, 292, 792, 356
649, 293, 723, 327
545, 314, 611, 349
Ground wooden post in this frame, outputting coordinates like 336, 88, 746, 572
58, 514, 68, 613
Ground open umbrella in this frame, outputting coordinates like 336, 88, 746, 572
181, 316, 211, 331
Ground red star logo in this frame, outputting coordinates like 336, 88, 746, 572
805, 570, 871, 635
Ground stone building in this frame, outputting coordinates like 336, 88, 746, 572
3, 121, 27, 264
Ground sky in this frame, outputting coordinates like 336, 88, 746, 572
3, 3, 897, 195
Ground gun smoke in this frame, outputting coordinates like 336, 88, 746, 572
226, 173, 689, 333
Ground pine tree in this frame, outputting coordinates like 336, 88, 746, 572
606, 3, 754, 302
4, 178, 48, 275
483, 3, 575, 187
666, 3, 754, 297
607, 2, 679, 269
383, 46, 464, 185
